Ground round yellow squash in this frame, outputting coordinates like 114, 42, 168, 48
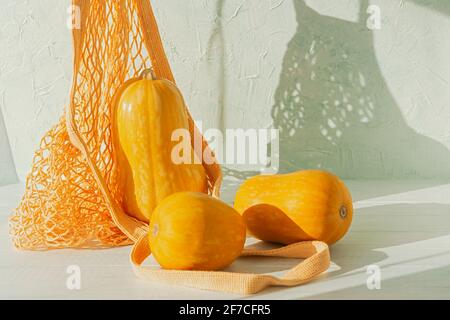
113, 70, 207, 223
234, 170, 353, 245
149, 192, 246, 271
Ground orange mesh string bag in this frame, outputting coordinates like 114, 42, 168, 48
10, 0, 222, 250
9, 0, 330, 294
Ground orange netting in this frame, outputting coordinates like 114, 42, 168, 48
10, 0, 221, 250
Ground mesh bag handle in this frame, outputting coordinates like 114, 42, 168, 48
131, 233, 330, 295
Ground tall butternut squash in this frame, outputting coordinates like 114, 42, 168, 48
113, 70, 207, 222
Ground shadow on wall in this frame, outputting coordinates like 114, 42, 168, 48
271, 0, 450, 179
0, 107, 18, 186
222, 0, 450, 181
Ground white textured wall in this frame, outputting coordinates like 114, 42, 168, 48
0, 0, 72, 181
1, 0, 450, 182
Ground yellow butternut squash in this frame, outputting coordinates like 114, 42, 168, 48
113, 70, 207, 222
234, 170, 353, 245
149, 192, 246, 271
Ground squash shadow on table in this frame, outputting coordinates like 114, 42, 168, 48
224, 238, 302, 275
237, 203, 450, 298
223, 0, 450, 196
225, 255, 302, 275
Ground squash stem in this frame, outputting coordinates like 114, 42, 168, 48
141, 68, 157, 80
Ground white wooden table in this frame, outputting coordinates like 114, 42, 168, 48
1, 179, 450, 299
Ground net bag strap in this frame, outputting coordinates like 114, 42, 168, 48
131, 233, 330, 295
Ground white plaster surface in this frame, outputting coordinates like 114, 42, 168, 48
1, 0, 450, 182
